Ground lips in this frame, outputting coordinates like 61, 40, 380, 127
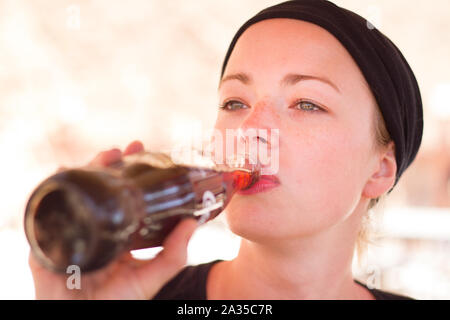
236, 174, 280, 195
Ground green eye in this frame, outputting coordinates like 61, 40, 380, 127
294, 100, 322, 112
219, 100, 249, 111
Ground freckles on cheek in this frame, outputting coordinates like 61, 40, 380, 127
318, 130, 369, 191
288, 126, 354, 187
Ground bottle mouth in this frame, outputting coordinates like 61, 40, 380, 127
213, 153, 262, 191
230, 162, 262, 191
24, 180, 96, 272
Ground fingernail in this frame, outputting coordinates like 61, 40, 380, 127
124, 141, 144, 155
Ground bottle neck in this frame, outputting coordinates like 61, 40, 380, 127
187, 167, 260, 225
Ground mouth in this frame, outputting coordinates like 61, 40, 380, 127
236, 174, 280, 195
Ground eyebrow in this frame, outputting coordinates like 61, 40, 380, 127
219, 72, 341, 93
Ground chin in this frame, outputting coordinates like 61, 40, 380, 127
225, 200, 344, 244
226, 220, 276, 244
224, 206, 300, 244
225, 206, 272, 239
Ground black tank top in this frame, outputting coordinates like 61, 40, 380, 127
153, 259, 413, 300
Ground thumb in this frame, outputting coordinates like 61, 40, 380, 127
132, 218, 198, 298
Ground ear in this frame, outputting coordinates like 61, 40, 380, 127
362, 141, 397, 199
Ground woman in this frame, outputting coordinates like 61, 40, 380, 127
29, 0, 423, 300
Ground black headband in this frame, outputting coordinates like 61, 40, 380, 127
220, 0, 423, 189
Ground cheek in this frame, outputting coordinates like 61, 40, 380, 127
223, 127, 367, 240
215, 112, 373, 240
283, 121, 370, 223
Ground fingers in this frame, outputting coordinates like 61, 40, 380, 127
131, 218, 198, 298
123, 140, 144, 156
28, 251, 66, 299
158, 218, 198, 268
90, 148, 122, 167
28, 251, 63, 280
89, 140, 144, 168
28, 250, 40, 272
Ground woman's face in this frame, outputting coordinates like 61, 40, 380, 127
214, 19, 387, 243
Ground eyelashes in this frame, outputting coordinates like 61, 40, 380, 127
219, 99, 325, 113
219, 100, 249, 111
291, 99, 324, 113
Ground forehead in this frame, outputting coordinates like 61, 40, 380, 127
224, 18, 369, 93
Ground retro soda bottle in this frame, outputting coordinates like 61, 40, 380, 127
24, 151, 259, 273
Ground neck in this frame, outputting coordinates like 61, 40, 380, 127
213, 204, 372, 299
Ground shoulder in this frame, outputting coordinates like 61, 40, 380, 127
152, 259, 223, 300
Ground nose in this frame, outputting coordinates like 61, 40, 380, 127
231, 100, 280, 170
240, 99, 279, 130
238, 99, 280, 149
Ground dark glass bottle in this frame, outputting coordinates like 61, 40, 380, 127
24, 151, 259, 273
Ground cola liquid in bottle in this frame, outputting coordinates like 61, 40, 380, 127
24, 151, 259, 273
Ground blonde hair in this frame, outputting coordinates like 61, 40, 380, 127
355, 103, 392, 259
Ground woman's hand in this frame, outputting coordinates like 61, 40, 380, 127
28, 140, 198, 299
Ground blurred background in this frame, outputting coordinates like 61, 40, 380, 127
0, 0, 448, 299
